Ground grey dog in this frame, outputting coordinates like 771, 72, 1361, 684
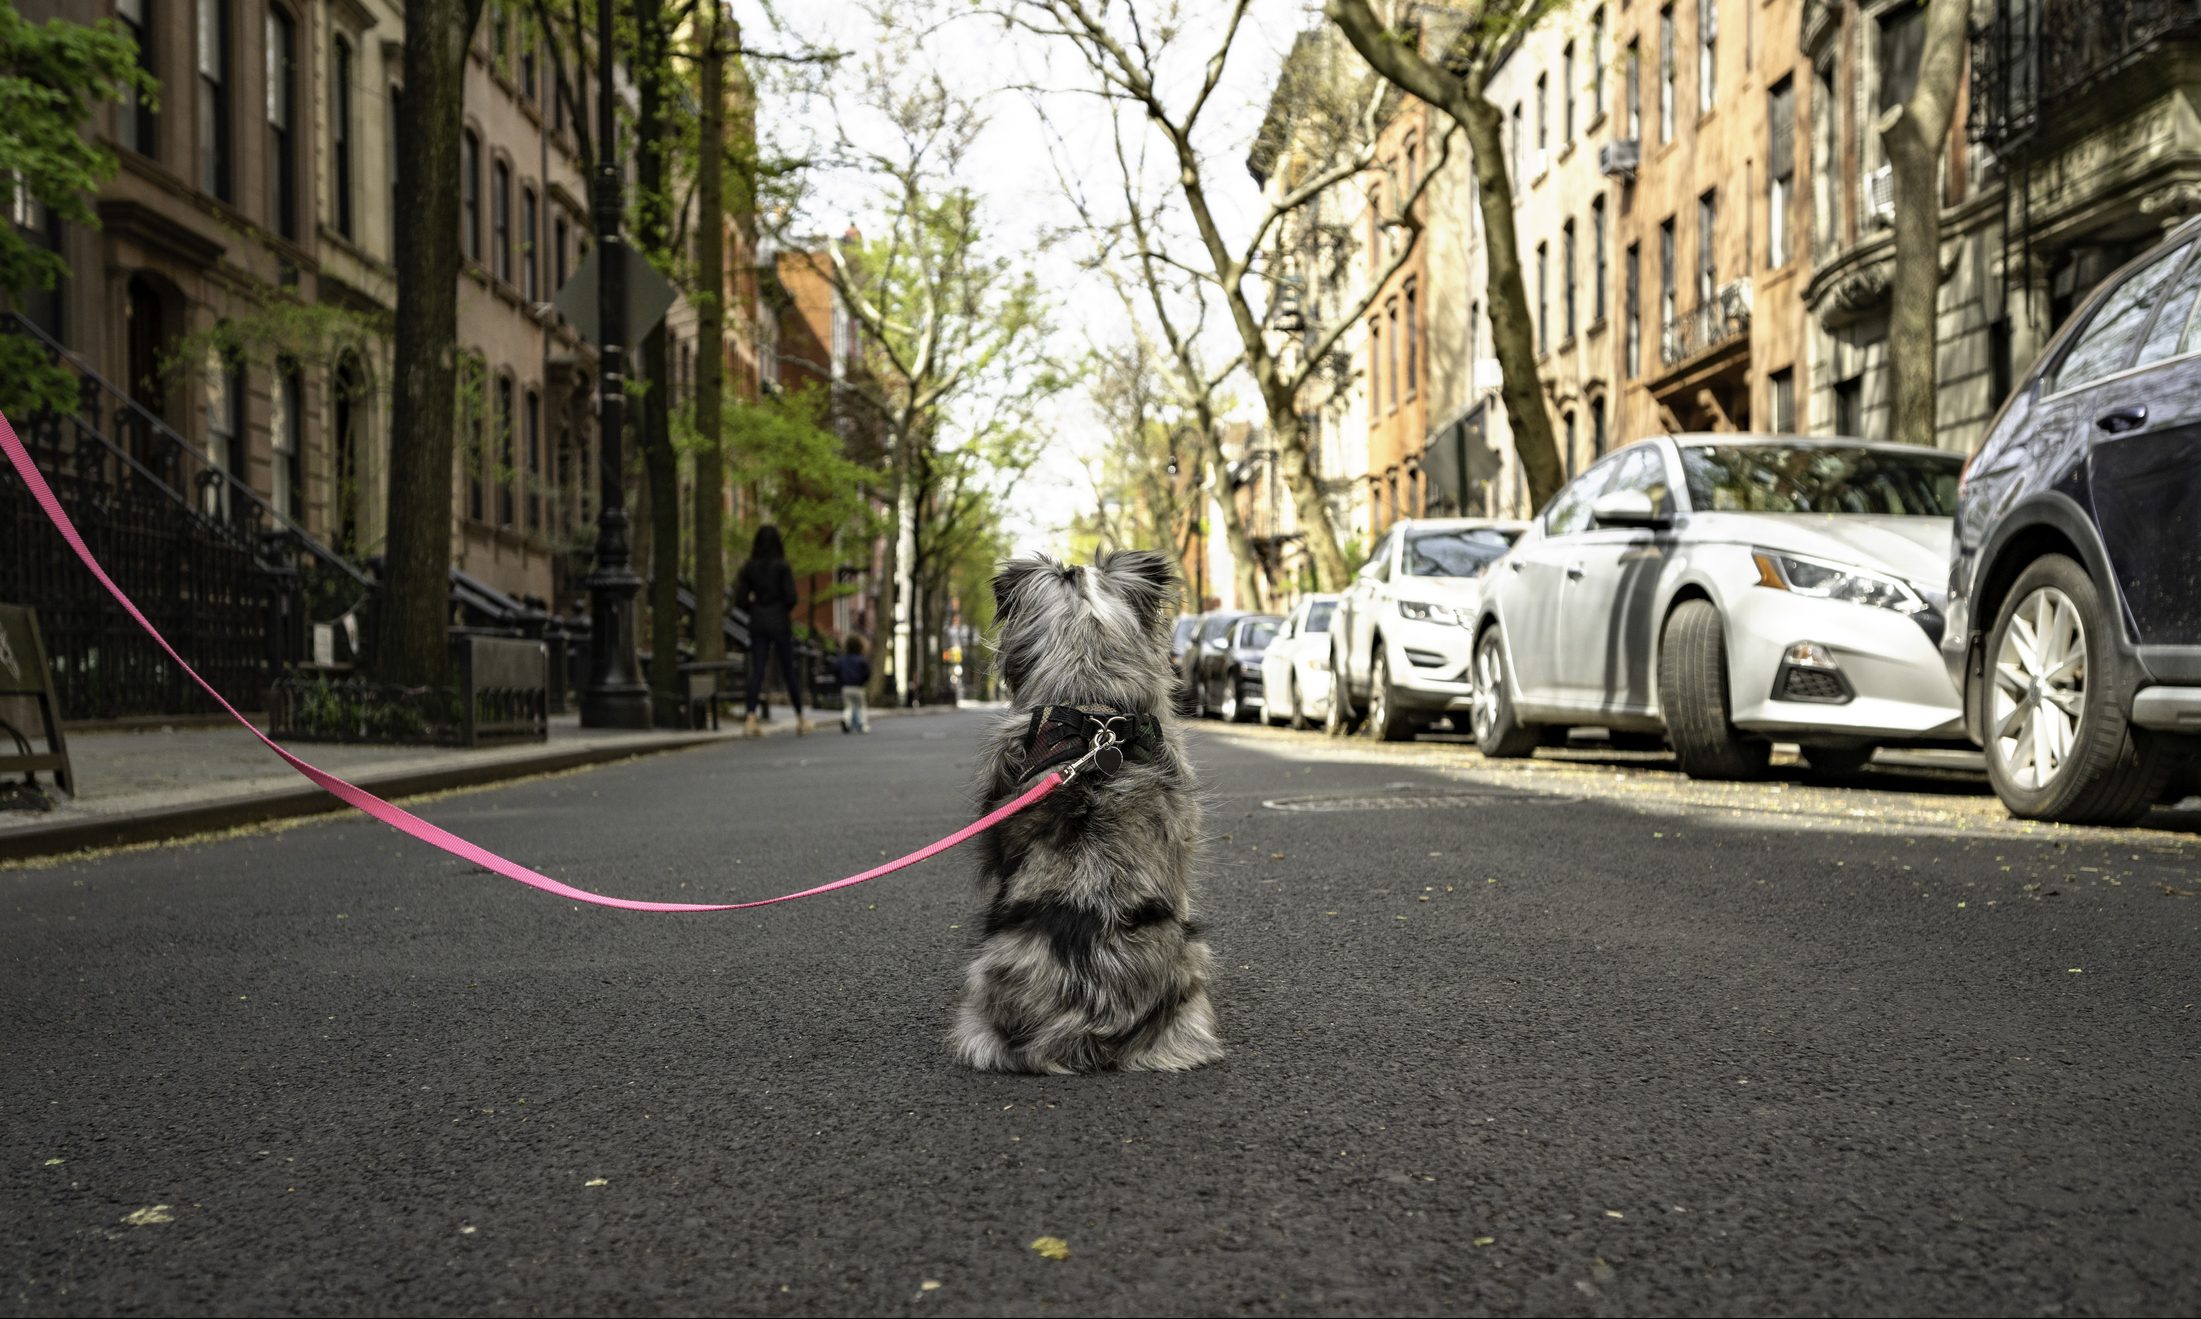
949, 550, 1224, 1074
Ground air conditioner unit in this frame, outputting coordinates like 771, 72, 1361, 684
1717, 277, 1754, 318
1865, 165, 1895, 227
1599, 139, 1640, 180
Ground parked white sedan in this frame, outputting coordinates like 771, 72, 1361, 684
1471, 435, 1966, 779
1329, 518, 1529, 741
1260, 594, 1339, 728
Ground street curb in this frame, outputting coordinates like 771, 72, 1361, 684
0, 732, 727, 863
0, 699, 974, 863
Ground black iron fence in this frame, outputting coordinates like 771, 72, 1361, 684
1971, 0, 2201, 154
1, 314, 376, 720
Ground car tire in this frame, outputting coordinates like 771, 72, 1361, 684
1287, 674, 1311, 730
1368, 651, 1416, 742
1657, 599, 1771, 781
1471, 627, 1541, 758
1801, 744, 1876, 777
1192, 672, 1209, 720
1225, 671, 1255, 724
1982, 555, 2169, 825
1326, 637, 1363, 736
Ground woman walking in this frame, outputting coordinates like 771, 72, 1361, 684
736, 525, 809, 737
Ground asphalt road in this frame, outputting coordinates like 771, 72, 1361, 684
5, 709, 2199, 1317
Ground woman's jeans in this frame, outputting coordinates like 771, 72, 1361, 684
746, 628, 803, 714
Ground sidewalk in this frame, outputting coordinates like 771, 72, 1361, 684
0, 704, 927, 862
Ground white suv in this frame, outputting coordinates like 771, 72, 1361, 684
1329, 518, 1528, 740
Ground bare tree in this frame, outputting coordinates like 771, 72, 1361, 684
1007, 0, 1455, 590
1327, 0, 1567, 509
1880, 0, 1971, 448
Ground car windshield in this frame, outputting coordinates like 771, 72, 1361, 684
1679, 445, 1961, 516
1305, 602, 1335, 633
1241, 621, 1279, 649
1172, 618, 1199, 651
1404, 528, 1518, 577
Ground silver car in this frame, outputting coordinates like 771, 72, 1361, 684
1471, 435, 1967, 779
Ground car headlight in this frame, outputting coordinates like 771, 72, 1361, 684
1397, 600, 1466, 626
1751, 549, 1928, 616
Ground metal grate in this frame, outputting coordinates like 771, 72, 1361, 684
1782, 666, 1849, 703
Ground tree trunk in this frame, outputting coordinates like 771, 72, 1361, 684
1265, 403, 1344, 591
691, 8, 727, 663
376, 0, 484, 686
888, 427, 918, 706
1882, 0, 1970, 448
1458, 91, 1563, 509
636, 0, 681, 724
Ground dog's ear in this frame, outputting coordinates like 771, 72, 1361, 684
1094, 549, 1181, 631
991, 554, 1057, 630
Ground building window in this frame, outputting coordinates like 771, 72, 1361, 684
1536, 74, 1548, 152
1368, 318, 1382, 415
1659, 218, 1677, 334
1564, 411, 1577, 476
490, 3, 509, 65
266, 7, 295, 239
461, 130, 481, 260
521, 38, 536, 99
117, 0, 157, 158
1878, 4, 1926, 120
1626, 38, 1642, 141
1834, 373, 1863, 436
1769, 77, 1795, 268
197, 0, 229, 200
466, 358, 484, 521
1658, 4, 1675, 143
554, 212, 569, 291
1562, 219, 1577, 341
1592, 195, 1608, 323
273, 362, 303, 522
1510, 104, 1523, 179
492, 160, 512, 282
203, 345, 244, 518
1404, 282, 1419, 397
525, 389, 542, 530
1385, 299, 1400, 409
497, 373, 516, 527
1591, 395, 1607, 455
1562, 43, 1575, 143
1591, 8, 1606, 120
332, 35, 354, 239
1626, 241, 1642, 375
1769, 367, 1796, 433
1697, 188, 1718, 302
1812, 61, 1837, 257
1537, 241, 1549, 355
1698, 0, 1717, 114
521, 187, 537, 300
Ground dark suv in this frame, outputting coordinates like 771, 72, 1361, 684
1947, 218, 2201, 823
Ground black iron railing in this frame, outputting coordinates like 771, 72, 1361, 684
1971, 0, 2201, 154
1659, 282, 1752, 370
1, 314, 378, 719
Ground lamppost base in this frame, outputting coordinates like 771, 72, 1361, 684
580, 684, 652, 729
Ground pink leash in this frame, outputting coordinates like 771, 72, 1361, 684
0, 408, 1063, 912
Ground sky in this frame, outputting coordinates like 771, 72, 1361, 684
732, 0, 1314, 553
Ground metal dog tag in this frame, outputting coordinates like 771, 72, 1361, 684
1094, 744, 1123, 775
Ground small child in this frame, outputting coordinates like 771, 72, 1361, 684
836, 635, 873, 734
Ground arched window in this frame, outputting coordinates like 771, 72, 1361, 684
332, 34, 355, 239
265, 5, 296, 239
461, 129, 481, 260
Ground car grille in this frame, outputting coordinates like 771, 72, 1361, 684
1781, 666, 1849, 703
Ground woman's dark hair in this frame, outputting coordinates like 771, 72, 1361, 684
750, 525, 786, 562
844, 633, 867, 656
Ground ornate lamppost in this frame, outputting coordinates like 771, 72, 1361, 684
579, 0, 649, 728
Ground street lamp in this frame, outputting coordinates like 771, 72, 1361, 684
580, 0, 648, 728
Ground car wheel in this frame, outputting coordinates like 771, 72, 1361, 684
1288, 674, 1311, 731
1218, 675, 1239, 723
1471, 627, 1541, 758
1983, 555, 2169, 824
1657, 599, 1771, 781
1368, 651, 1416, 742
1801, 744, 1876, 776
1326, 638, 1363, 736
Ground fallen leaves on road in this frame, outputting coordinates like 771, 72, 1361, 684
2161, 883, 2196, 897
120, 1205, 173, 1226
43, 1158, 62, 1167
920, 1280, 942, 1292
1472, 1236, 1495, 1247
1029, 1236, 1071, 1261
584, 1177, 609, 1187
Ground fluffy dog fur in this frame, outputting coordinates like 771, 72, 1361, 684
949, 549, 1223, 1074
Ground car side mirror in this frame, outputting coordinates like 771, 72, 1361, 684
1590, 489, 1670, 529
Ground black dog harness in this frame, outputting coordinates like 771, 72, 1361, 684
1016, 703, 1163, 784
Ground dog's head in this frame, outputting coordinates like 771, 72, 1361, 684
991, 550, 1180, 709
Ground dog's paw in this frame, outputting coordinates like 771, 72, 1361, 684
1115, 993, 1224, 1072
